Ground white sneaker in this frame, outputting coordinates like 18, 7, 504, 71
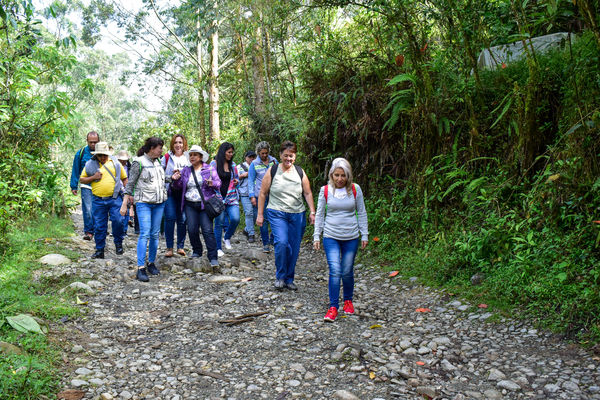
224, 239, 232, 250
217, 249, 225, 257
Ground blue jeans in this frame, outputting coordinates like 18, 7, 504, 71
267, 209, 306, 284
92, 195, 125, 251
253, 196, 274, 246
240, 196, 254, 235
136, 202, 166, 267
214, 204, 240, 249
164, 192, 186, 249
81, 187, 94, 234
323, 237, 359, 309
185, 202, 218, 262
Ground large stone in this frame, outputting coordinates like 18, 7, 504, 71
70, 379, 89, 387
483, 389, 503, 399
208, 275, 241, 283
333, 390, 360, 400
416, 386, 438, 398
65, 282, 95, 294
242, 249, 269, 261
441, 359, 457, 371
0, 341, 22, 355
74, 367, 92, 376
544, 383, 561, 394
487, 368, 506, 381
497, 380, 521, 391
186, 257, 213, 273
39, 253, 71, 265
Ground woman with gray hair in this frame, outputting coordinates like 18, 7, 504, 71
313, 157, 368, 322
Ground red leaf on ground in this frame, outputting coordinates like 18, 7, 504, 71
57, 390, 85, 400
373, 237, 380, 242
415, 308, 431, 313
389, 271, 399, 277
478, 304, 488, 308
416, 361, 425, 366
501, 62, 507, 69
593, 220, 600, 224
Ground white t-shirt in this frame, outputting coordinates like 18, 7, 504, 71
172, 154, 190, 170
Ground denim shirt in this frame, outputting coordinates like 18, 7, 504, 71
70, 146, 93, 190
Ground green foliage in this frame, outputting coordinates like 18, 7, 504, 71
0, 216, 79, 399
0, 1, 81, 254
367, 151, 600, 342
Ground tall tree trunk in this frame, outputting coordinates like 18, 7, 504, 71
512, 0, 541, 174
252, 25, 266, 133
262, 24, 275, 116
280, 33, 296, 106
236, 32, 252, 100
196, 8, 206, 148
577, 0, 600, 48
209, 1, 220, 144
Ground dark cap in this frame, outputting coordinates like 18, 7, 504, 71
244, 150, 257, 158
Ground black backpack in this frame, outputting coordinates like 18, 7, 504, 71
269, 163, 304, 181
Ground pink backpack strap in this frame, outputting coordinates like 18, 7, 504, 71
323, 185, 328, 203
352, 183, 356, 198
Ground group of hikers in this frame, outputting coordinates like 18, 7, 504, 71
70, 131, 369, 322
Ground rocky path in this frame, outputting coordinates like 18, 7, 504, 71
52, 209, 600, 399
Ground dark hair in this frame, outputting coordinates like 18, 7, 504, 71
169, 134, 188, 153
137, 136, 165, 157
244, 150, 257, 158
87, 131, 100, 140
279, 140, 297, 154
215, 142, 234, 180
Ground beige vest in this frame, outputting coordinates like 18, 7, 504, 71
134, 155, 167, 204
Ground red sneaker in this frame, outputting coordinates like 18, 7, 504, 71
324, 307, 338, 322
343, 300, 355, 314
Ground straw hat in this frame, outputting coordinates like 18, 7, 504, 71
188, 145, 209, 162
92, 142, 113, 156
117, 150, 129, 161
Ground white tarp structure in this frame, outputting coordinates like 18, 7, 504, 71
477, 32, 572, 69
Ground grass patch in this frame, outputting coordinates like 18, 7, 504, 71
0, 215, 80, 399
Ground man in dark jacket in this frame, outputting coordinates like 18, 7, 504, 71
70, 131, 99, 240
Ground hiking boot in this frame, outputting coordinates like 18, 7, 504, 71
324, 307, 338, 322
274, 279, 285, 290
248, 235, 255, 243
165, 248, 174, 257
177, 248, 186, 256
91, 249, 104, 259
115, 245, 124, 255
242, 230, 249, 238
285, 282, 298, 291
262, 245, 271, 253
136, 268, 149, 282
343, 300, 355, 314
217, 249, 225, 257
83, 232, 93, 241
224, 239, 232, 250
147, 262, 160, 275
